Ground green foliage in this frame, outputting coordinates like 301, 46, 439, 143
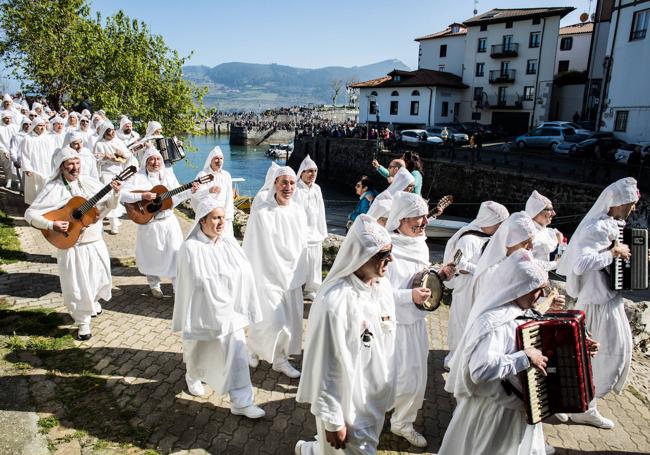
0, 0, 205, 135
0, 209, 24, 268
37, 415, 60, 433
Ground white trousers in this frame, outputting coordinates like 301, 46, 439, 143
146, 275, 176, 291
298, 417, 383, 455
303, 242, 323, 293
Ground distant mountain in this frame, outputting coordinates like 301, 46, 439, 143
183, 59, 410, 111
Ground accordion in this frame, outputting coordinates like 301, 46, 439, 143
609, 227, 649, 291
515, 310, 595, 425
154, 136, 186, 165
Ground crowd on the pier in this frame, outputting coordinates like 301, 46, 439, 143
7, 87, 649, 454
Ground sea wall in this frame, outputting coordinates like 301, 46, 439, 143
229, 125, 295, 146
288, 136, 649, 231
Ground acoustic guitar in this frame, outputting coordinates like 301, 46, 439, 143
124, 174, 214, 225
429, 194, 453, 219
41, 166, 137, 249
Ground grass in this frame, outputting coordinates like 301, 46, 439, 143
0, 208, 24, 268
37, 416, 59, 433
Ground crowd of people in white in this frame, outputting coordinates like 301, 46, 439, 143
4, 90, 647, 454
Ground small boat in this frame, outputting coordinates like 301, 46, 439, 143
232, 177, 252, 213
264, 143, 293, 160
426, 218, 468, 239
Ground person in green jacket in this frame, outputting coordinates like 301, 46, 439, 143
402, 151, 423, 196
371, 158, 405, 183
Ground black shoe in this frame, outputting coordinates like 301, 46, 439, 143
91, 310, 102, 318
77, 333, 92, 341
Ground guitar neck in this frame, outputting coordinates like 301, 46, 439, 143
159, 181, 194, 201
78, 182, 113, 215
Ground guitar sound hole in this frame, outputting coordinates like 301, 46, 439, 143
72, 209, 83, 220
147, 203, 161, 213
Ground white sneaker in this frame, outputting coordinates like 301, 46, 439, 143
185, 374, 205, 397
391, 425, 427, 448
77, 323, 92, 341
555, 413, 568, 423
294, 440, 306, 455
545, 443, 556, 455
249, 352, 259, 368
273, 361, 301, 379
231, 404, 265, 419
151, 287, 164, 299
569, 410, 615, 429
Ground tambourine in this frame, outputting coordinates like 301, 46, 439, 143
411, 267, 444, 312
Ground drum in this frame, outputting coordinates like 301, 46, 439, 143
411, 267, 444, 312
155, 136, 186, 164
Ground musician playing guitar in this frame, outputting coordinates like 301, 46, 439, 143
25, 147, 122, 341
120, 146, 199, 299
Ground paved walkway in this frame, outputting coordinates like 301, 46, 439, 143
0, 187, 649, 454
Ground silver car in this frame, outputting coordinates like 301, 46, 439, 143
426, 126, 469, 145
516, 126, 576, 152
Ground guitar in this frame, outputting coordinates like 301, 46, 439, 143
124, 174, 214, 225
429, 194, 454, 219
41, 166, 137, 249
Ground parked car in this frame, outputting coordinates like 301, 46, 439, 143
568, 136, 625, 159
460, 122, 496, 141
399, 129, 444, 145
515, 126, 577, 152
426, 126, 469, 144
554, 133, 595, 155
537, 121, 593, 136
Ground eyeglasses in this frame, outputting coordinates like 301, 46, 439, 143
374, 248, 392, 262
542, 207, 555, 212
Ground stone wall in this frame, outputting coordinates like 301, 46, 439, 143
289, 136, 649, 231
229, 125, 295, 146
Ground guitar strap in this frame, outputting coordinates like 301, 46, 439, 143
61, 174, 86, 197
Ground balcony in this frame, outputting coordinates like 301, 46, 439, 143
489, 69, 516, 83
491, 43, 519, 58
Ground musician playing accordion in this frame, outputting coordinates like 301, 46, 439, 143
557, 177, 646, 429
440, 250, 578, 455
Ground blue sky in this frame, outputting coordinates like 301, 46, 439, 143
92, 0, 594, 69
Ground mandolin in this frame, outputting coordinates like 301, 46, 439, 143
124, 174, 214, 225
429, 194, 453, 219
41, 166, 137, 249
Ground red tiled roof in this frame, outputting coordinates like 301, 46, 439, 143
415, 23, 467, 41
463, 7, 575, 26
351, 69, 468, 90
559, 22, 594, 35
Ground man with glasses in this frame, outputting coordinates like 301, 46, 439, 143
383, 191, 455, 448
296, 214, 397, 455
371, 158, 405, 184
524, 190, 563, 271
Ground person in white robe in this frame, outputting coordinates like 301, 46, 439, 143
250, 161, 279, 212
78, 116, 95, 150
172, 198, 265, 418
120, 147, 197, 298
443, 201, 509, 370
373, 167, 415, 205
0, 111, 18, 188
190, 146, 235, 238
525, 190, 563, 271
10, 117, 30, 189
441, 249, 567, 455
93, 120, 132, 234
557, 177, 644, 429
382, 191, 454, 448
21, 118, 53, 204
65, 112, 79, 133
295, 214, 397, 455
244, 166, 307, 379
52, 132, 98, 180
116, 116, 141, 146
366, 197, 392, 227
49, 116, 66, 150
293, 155, 328, 299
24, 148, 121, 340
1, 94, 18, 123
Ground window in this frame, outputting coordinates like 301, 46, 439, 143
532, 17, 541, 25
560, 36, 573, 50
630, 9, 649, 41
390, 101, 399, 115
440, 44, 447, 57
615, 111, 629, 131
498, 87, 507, 104
391, 90, 399, 96
477, 37, 487, 52
473, 87, 483, 101
502, 35, 513, 50
480, 24, 488, 31
441, 101, 449, 117
523, 86, 535, 101
411, 90, 420, 96
438, 64, 446, 71
410, 101, 419, 116
369, 101, 377, 115
505, 21, 513, 29
526, 59, 538, 74
370, 91, 378, 96
529, 31, 541, 48
558, 60, 570, 73
475, 62, 485, 77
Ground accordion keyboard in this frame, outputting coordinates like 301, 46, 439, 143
521, 326, 549, 423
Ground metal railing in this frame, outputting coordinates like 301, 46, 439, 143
490, 43, 519, 57
489, 69, 516, 83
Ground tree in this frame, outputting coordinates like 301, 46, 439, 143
329, 78, 343, 106
0, 0, 205, 135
